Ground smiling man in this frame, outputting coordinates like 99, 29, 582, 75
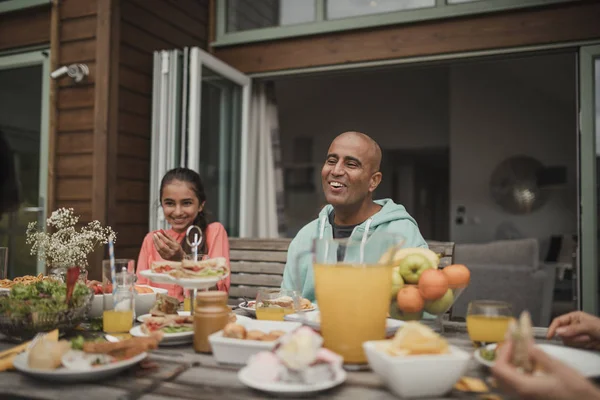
281, 131, 428, 301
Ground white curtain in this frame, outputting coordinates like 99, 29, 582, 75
245, 82, 284, 238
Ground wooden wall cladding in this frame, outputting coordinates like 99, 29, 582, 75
115, 0, 209, 257
213, 1, 600, 74
0, 6, 50, 51
53, 0, 98, 226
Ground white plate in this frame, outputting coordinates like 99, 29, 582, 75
238, 365, 346, 396
137, 311, 191, 323
137, 312, 251, 324
284, 311, 404, 337
139, 269, 228, 290
238, 301, 317, 317
13, 350, 147, 383
474, 343, 600, 377
130, 325, 193, 346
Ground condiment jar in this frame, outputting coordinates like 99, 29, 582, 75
193, 291, 229, 353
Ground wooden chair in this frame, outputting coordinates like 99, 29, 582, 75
228, 238, 455, 306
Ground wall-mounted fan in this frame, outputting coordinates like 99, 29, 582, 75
490, 156, 548, 215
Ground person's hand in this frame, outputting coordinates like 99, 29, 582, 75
492, 339, 600, 400
152, 230, 185, 261
547, 311, 600, 350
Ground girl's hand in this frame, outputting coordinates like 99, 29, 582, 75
152, 231, 185, 261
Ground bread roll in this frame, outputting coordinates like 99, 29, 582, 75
246, 330, 266, 341
223, 323, 246, 339
28, 339, 71, 370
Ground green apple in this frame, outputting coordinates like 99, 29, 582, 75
390, 266, 404, 298
397, 253, 433, 284
424, 289, 455, 315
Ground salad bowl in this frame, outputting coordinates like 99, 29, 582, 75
0, 280, 93, 340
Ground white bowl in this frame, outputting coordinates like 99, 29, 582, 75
363, 340, 470, 398
209, 319, 302, 365
88, 285, 169, 319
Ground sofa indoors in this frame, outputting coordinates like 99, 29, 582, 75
451, 238, 556, 327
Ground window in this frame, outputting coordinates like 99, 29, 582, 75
327, 0, 435, 20
227, 0, 316, 33
0, 0, 50, 14
215, 0, 572, 46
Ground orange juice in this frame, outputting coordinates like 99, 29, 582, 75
255, 306, 294, 321
466, 314, 513, 343
183, 297, 191, 312
103, 310, 133, 333
314, 263, 392, 364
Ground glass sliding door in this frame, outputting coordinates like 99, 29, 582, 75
0, 50, 50, 277
579, 45, 600, 314
188, 48, 250, 237
149, 50, 183, 232
149, 47, 250, 237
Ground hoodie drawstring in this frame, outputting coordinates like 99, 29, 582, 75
359, 217, 373, 262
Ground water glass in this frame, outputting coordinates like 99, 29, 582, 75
466, 300, 513, 346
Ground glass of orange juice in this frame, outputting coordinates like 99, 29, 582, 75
102, 259, 135, 333
466, 300, 513, 346
305, 233, 404, 365
255, 288, 299, 321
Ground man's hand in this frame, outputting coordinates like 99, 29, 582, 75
492, 339, 600, 400
547, 311, 600, 350
152, 231, 185, 261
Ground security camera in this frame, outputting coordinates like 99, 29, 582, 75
50, 63, 89, 82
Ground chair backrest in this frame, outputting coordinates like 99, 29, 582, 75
228, 238, 455, 305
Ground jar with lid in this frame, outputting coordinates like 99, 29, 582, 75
193, 291, 229, 353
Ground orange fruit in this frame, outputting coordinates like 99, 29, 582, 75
442, 264, 470, 287
418, 269, 449, 300
396, 286, 424, 313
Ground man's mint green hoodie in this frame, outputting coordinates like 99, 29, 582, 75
281, 199, 428, 302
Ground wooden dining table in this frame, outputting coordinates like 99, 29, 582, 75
0, 316, 559, 400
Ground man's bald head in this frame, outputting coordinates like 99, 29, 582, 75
332, 131, 382, 173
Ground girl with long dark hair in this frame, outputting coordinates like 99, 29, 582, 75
136, 168, 230, 300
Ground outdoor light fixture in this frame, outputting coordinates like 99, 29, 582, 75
50, 63, 89, 83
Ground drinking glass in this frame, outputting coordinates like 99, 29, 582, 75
102, 259, 135, 333
255, 288, 300, 321
296, 232, 404, 365
466, 300, 513, 346
0, 247, 7, 280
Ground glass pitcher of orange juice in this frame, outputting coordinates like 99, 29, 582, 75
296, 233, 404, 365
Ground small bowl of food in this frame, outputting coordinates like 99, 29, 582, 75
363, 321, 470, 398
87, 283, 168, 319
209, 319, 302, 365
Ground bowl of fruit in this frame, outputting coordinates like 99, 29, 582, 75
387, 248, 470, 321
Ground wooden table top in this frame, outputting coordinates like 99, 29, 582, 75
0, 318, 558, 400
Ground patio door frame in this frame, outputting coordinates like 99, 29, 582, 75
250, 39, 600, 313
579, 44, 600, 315
187, 47, 251, 236
0, 49, 50, 275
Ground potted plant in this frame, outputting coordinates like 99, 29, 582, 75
26, 208, 116, 282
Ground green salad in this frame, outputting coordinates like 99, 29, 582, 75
479, 347, 496, 362
0, 280, 91, 318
